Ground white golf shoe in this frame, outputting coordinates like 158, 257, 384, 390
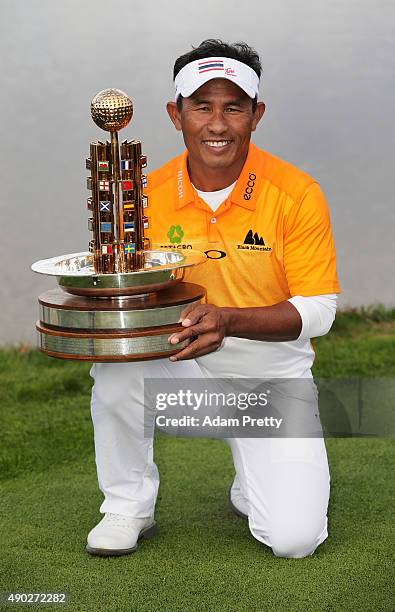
86, 513, 156, 556
229, 477, 249, 519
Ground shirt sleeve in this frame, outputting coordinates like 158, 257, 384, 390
288, 293, 338, 339
283, 181, 341, 296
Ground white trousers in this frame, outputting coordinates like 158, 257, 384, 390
90, 358, 330, 559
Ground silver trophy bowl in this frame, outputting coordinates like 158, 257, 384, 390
32, 249, 206, 297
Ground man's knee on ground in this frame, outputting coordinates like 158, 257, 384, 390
250, 523, 325, 559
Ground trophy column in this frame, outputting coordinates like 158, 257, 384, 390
86, 89, 148, 274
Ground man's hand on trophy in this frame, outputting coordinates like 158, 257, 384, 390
168, 304, 229, 360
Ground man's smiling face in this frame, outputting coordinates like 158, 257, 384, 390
167, 78, 265, 189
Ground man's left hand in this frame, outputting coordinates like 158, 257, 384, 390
168, 304, 229, 361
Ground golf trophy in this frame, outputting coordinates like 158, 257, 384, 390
32, 89, 206, 361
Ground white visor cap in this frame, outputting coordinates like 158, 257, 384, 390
174, 57, 260, 101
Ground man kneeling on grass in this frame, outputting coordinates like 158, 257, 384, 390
87, 39, 340, 559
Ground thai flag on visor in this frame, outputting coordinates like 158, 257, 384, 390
198, 59, 224, 74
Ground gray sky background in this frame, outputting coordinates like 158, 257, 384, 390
0, 0, 394, 344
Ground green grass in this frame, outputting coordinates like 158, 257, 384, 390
0, 309, 394, 611
311, 305, 395, 377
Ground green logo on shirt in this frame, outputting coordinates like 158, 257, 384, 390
167, 224, 184, 244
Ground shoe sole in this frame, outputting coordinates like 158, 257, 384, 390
228, 486, 248, 520
85, 522, 157, 557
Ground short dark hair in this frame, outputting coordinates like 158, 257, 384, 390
174, 39, 262, 111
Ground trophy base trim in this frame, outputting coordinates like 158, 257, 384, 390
36, 320, 188, 361
37, 348, 183, 363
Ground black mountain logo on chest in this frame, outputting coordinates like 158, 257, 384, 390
244, 229, 265, 245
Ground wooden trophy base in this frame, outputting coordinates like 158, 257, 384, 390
36, 282, 206, 362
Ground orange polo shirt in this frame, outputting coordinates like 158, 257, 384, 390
145, 142, 340, 307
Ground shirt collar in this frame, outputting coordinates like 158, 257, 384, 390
174, 142, 263, 211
